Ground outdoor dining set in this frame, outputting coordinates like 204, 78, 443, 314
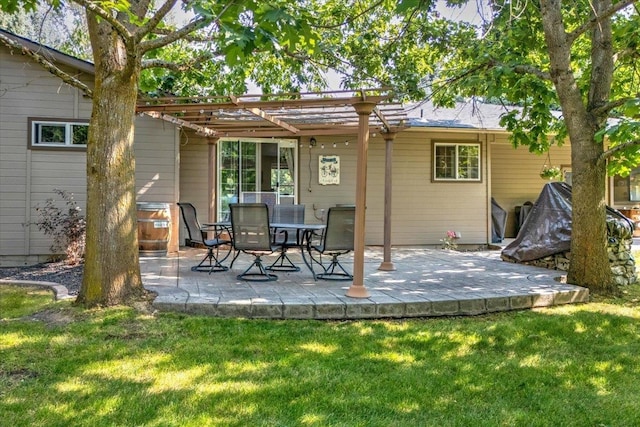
178, 202, 355, 282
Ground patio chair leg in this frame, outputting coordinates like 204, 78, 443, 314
237, 255, 278, 282
266, 248, 300, 272
192, 246, 231, 274
316, 254, 352, 281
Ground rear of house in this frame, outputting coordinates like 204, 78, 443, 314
0, 30, 180, 266
4, 29, 630, 266
177, 102, 574, 248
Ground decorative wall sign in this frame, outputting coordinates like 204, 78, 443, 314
318, 155, 340, 185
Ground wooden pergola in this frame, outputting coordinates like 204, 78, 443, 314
136, 89, 409, 297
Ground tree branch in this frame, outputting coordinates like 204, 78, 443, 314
0, 32, 93, 97
131, 0, 152, 21
591, 97, 637, 116
71, 0, 133, 44
311, 0, 385, 29
438, 59, 551, 90
600, 138, 640, 163
135, 0, 178, 43
141, 51, 218, 70
151, 27, 220, 42
512, 64, 552, 80
138, 15, 211, 53
614, 46, 640, 63
567, 0, 638, 44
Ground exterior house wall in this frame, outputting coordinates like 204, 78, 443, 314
133, 116, 180, 253
297, 130, 490, 246
178, 129, 492, 246
1, 32, 582, 261
490, 137, 572, 237
177, 133, 211, 245
0, 47, 92, 263
0, 45, 179, 265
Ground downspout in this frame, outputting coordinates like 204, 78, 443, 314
208, 137, 219, 222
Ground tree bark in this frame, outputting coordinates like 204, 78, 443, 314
539, 0, 615, 294
76, 14, 145, 306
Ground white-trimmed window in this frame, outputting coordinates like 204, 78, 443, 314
29, 118, 89, 149
433, 142, 481, 181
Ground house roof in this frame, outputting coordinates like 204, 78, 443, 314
406, 99, 511, 131
0, 28, 94, 75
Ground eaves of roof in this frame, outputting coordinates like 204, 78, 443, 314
0, 27, 94, 75
406, 100, 512, 132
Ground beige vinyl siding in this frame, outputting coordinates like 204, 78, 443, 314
299, 137, 357, 224
28, 151, 87, 254
0, 48, 91, 261
490, 138, 572, 237
388, 130, 488, 245
298, 131, 489, 246
0, 46, 180, 262
167, 132, 493, 247
178, 132, 210, 213
177, 132, 210, 245
134, 116, 180, 252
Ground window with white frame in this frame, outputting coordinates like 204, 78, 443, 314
29, 118, 89, 148
433, 142, 481, 181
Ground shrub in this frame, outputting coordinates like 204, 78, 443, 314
33, 189, 86, 265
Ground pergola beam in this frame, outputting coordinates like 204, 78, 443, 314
246, 107, 300, 134
136, 95, 390, 113
141, 111, 217, 137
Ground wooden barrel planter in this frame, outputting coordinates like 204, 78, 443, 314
137, 202, 171, 257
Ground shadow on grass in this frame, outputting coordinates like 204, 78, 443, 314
2, 289, 640, 426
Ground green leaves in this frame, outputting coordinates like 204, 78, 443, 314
0, 0, 46, 13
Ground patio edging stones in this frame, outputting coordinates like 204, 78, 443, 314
150, 288, 590, 319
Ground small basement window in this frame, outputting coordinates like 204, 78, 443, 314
29, 118, 88, 149
433, 142, 481, 181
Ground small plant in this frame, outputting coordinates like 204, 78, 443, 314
33, 189, 86, 265
441, 230, 460, 250
540, 165, 562, 180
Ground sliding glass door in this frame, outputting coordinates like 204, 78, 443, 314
218, 138, 297, 220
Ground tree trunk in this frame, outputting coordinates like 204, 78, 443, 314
567, 128, 613, 293
76, 16, 145, 306
540, 0, 614, 294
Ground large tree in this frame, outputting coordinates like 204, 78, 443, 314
0, 0, 326, 306
360, 0, 639, 295
432, 0, 640, 294
295, 0, 640, 295
0, 0, 466, 306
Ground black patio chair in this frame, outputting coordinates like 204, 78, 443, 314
267, 204, 305, 272
307, 206, 355, 280
177, 202, 232, 273
229, 203, 281, 281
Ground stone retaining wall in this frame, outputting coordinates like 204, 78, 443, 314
506, 237, 636, 286
502, 219, 637, 286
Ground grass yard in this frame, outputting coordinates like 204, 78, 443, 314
1, 282, 640, 427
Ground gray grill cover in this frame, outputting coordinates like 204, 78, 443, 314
491, 198, 507, 243
501, 182, 632, 262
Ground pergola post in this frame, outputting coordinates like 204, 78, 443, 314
378, 132, 397, 271
346, 100, 376, 298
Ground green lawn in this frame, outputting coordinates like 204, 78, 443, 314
1, 283, 640, 427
